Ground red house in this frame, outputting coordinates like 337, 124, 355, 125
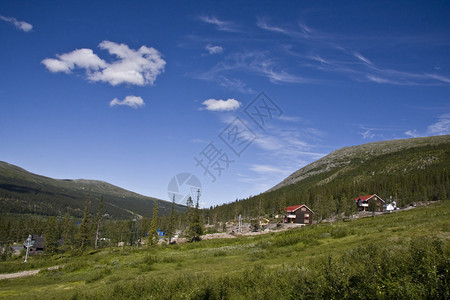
285, 204, 314, 224
354, 194, 385, 212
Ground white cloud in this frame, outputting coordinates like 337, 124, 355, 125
201, 98, 241, 111
427, 113, 450, 135
249, 164, 289, 174
42, 48, 107, 73
198, 15, 239, 32
353, 52, 372, 65
257, 20, 450, 87
205, 44, 223, 55
278, 115, 302, 122
197, 51, 310, 86
425, 74, 450, 84
216, 76, 255, 94
42, 41, 166, 86
109, 95, 145, 109
404, 129, 420, 138
0, 15, 32, 32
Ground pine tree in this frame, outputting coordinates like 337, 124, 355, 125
45, 217, 59, 255
147, 201, 159, 245
60, 209, 73, 253
166, 194, 176, 245
279, 192, 287, 224
0, 220, 12, 261
187, 190, 203, 242
94, 196, 104, 249
76, 189, 92, 251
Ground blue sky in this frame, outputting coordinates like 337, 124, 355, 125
1, 1, 449, 208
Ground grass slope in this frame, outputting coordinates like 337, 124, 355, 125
0, 161, 184, 219
1, 201, 448, 299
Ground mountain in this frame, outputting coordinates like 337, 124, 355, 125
270, 135, 450, 192
204, 135, 450, 221
0, 161, 184, 219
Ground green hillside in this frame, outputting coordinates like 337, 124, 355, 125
0, 162, 184, 219
1, 201, 448, 299
204, 135, 450, 221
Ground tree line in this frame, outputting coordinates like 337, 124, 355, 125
0, 190, 205, 259
202, 144, 450, 222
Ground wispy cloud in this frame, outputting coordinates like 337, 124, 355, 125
427, 113, 450, 135
42, 41, 166, 86
0, 14, 32, 32
196, 51, 311, 86
359, 126, 379, 139
253, 125, 326, 160
205, 44, 223, 55
278, 115, 303, 122
249, 164, 290, 175
201, 98, 241, 111
198, 15, 239, 32
216, 76, 256, 94
110, 95, 145, 109
425, 74, 450, 84
258, 19, 450, 87
353, 51, 372, 65
404, 129, 420, 138
256, 17, 311, 39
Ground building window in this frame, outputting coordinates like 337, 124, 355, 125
304, 213, 309, 218
301, 207, 306, 211
304, 219, 309, 223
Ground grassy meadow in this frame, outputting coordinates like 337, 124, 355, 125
1, 201, 449, 299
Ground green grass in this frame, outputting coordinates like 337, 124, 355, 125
1, 201, 449, 299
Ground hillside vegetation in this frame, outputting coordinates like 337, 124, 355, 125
0, 161, 184, 219
0, 201, 448, 299
204, 135, 450, 222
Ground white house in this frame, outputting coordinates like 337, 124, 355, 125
384, 201, 397, 212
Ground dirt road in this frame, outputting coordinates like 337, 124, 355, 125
0, 266, 60, 280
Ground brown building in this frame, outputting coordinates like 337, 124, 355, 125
354, 194, 385, 212
23, 234, 45, 254
285, 204, 314, 224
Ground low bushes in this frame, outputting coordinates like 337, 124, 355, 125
69, 236, 449, 299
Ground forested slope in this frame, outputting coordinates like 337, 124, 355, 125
204, 135, 450, 222
0, 162, 184, 219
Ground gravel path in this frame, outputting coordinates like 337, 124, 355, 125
0, 266, 60, 280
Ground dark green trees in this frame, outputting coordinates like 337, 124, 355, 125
186, 190, 203, 242
76, 190, 93, 251
147, 201, 159, 245
44, 217, 59, 255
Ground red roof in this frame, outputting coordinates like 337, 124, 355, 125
286, 205, 303, 212
286, 204, 314, 214
354, 194, 384, 203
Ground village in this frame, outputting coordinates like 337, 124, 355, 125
9, 194, 407, 256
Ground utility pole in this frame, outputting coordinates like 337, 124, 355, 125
24, 234, 31, 263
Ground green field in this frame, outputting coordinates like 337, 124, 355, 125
1, 201, 449, 299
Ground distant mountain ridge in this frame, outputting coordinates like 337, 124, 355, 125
0, 161, 184, 219
269, 135, 450, 192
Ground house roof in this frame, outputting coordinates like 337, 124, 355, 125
354, 194, 385, 203
31, 234, 45, 249
286, 204, 314, 214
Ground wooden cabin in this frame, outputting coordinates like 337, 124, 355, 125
285, 204, 314, 224
354, 194, 385, 212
